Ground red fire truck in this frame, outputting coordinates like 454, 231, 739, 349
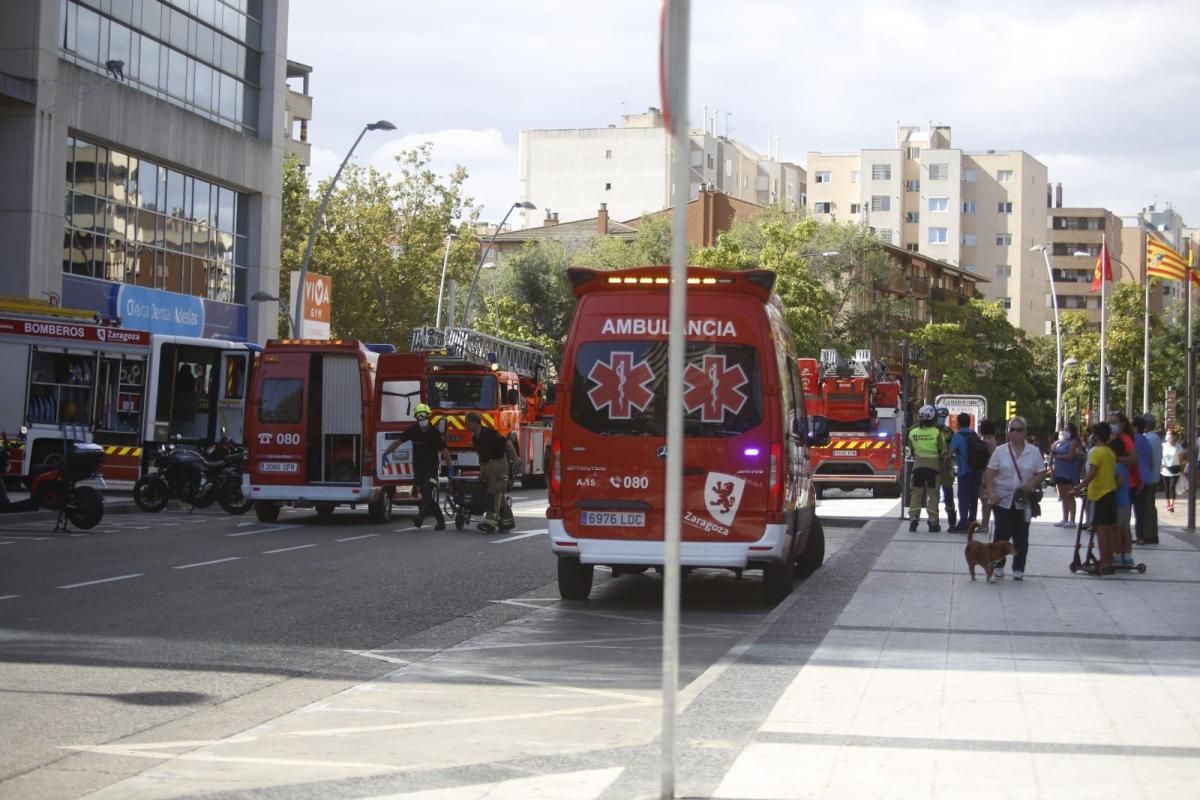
801, 349, 904, 498
410, 326, 554, 488
0, 298, 254, 484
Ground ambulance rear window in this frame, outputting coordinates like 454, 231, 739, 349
258, 379, 303, 424
570, 341, 761, 437
429, 375, 497, 410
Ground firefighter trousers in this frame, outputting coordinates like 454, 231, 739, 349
909, 467, 940, 522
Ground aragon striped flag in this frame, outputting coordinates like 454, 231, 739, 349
1147, 234, 1189, 281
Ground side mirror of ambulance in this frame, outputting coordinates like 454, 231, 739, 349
808, 416, 831, 448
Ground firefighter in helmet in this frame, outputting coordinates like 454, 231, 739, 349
908, 404, 946, 531
384, 403, 451, 530
935, 404, 957, 530
465, 411, 521, 533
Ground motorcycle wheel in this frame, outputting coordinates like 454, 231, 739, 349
191, 482, 216, 509
133, 476, 169, 512
67, 486, 105, 530
217, 479, 253, 515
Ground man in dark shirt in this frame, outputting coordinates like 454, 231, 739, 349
465, 411, 520, 533
385, 403, 451, 530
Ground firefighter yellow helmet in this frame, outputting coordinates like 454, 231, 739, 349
415, 403, 431, 419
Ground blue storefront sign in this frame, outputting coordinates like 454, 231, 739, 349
62, 275, 247, 340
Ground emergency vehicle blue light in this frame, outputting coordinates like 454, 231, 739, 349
878, 431, 889, 438
365, 343, 397, 353
744, 447, 761, 456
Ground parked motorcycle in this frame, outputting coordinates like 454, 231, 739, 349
134, 440, 250, 514
0, 430, 105, 531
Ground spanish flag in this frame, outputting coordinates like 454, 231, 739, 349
1147, 234, 1189, 282
1090, 240, 1113, 292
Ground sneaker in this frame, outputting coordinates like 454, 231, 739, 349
1054, 520, 1069, 528
909, 519, 919, 532
434, 519, 446, 531
928, 523, 941, 532
1012, 570, 1024, 580
994, 567, 1005, 578
476, 520, 497, 534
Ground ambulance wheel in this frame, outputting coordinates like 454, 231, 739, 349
368, 490, 392, 523
315, 502, 336, 520
454, 513, 465, 530
254, 501, 280, 523
557, 557, 594, 601
762, 559, 796, 605
798, 517, 826, 578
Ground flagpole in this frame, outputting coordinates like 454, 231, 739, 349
1099, 234, 1108, 416
1187, 244, 1196, 532
1143, 271, 1151, 413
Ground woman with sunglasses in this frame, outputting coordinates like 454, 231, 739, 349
982, 416, 1048, 580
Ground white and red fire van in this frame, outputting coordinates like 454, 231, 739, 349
547, 266, 830, 604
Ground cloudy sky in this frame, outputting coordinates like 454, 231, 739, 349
288, 0, 1200, 230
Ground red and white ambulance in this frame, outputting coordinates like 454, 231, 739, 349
547, 266, 830, 604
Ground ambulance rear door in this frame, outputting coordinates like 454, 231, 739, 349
374, 353, 427, 484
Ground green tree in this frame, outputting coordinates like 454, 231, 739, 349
487, 240, 575, 366
573, 215, 678, 269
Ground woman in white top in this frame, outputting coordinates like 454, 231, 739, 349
1161, 430, 1182, 512
981, 416, 1048, 580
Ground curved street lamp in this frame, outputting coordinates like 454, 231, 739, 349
1032, 244, 1066, 429
292, 119, 396, 336
462, 201, 536, 328
434, 232, 460, 329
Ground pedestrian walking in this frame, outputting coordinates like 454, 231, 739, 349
465, 411, 520, 533
982, 416, 1047, 580
1162, 429, 1182, 513
908, 404, 945, 532
1051, 422, 1085, 527
1138, 414, 1161, 543
383, 403, 451, 530
948, 412, 984, 531
935, 405, 957, 530
1077, 422, 1120, 575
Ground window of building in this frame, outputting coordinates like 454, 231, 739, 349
606, 149, 614, 160
995, 264, 1012, 278
995, 232, 1013, 245
815, 171, 831, 184
58, 0, 263, 133
997, 201, 1013, 214
929, 227, 948, 244
850, 170, 860, 183
63, 136, 249, 303
905, 180, 920, 192
906, 243, 919, 253
962, 200, 976, 214
1002, 297, 1012, 309
725, 159, 732, 177
875, 228, 893, 244
849, 203, 861, 214
964, 169, 977, 183
605, 182, 612, 191
814, 202, 832, 214
997, 169, 1014, 183
871, 164, 891, 181
928, 163, 949, 180
928, 196, 948, 212
742, 175, 748, 188
905, 211, 919, 224
963, 233, 977, 246
907, 147, 920, 159
871, 195, 890, 212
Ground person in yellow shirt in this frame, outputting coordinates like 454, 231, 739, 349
1077, 422, 1118, 574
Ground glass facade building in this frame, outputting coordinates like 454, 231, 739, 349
64, 136, 249, 304
58, 0, 263, 133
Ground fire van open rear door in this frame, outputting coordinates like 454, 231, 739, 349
374, 353, 428, 485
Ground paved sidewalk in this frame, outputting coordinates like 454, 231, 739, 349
713, 514, 1200, 799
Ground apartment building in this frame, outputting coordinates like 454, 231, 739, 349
1044, 207, 1129, 333
807, 124, 1048, 333
284, 58, 312, 166
0, 0, 290, 343
516, 107, 805, 230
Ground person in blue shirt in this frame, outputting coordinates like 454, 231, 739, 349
1132, 416, 1158, 545
948, 412, 982, 532
1111, 436, 1135, 569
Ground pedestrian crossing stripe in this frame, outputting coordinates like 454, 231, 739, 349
818, 440, 890, 450
101, 446, 142, 457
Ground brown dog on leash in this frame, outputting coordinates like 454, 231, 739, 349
965, 522, 1015, 582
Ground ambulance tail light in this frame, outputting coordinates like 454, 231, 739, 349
768, 441, 783, 509
548, 438, 562, 501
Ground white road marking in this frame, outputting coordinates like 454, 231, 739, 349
173, 557, 242, 570
344, 649, 410, 665
335, 534, 379, 543
0, 541, 13, 546
58, 573, 144, 590
262, 543, 317, 555
390, 526, 420, 533
0, 594, 20, 600
226, 524, 302, 537
489, 528, 549, 544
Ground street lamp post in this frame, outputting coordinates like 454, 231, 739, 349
1032, 245, 1065, 429
1059, 357, 1079, 428
462, 201, 536, 328
293, 119, 396, 337
480, 261, 498, 333
434, 232, 459, 329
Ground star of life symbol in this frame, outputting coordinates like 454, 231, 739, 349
683, 354, 749, 423
705, 471, 745, 527
587, 351, 655, 419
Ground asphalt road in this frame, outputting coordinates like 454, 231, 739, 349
0, 488, 893, 799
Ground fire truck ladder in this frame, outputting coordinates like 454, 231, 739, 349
820, 348, 887, 382
410, 326, 551, 380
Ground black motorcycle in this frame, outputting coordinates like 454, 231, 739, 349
133, 441, 249, 514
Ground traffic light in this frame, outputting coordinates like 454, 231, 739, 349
1005, 400, 1017, 419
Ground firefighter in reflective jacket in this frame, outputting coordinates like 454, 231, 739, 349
465, 411, 521, 533
909, 404, 946, 532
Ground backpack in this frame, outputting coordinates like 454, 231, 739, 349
964, 430, 990, 471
